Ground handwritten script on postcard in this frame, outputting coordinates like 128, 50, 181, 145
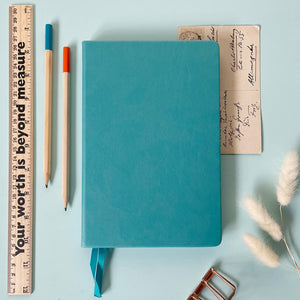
178, 25, 261, 154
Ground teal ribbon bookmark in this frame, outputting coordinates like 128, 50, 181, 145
90, 248, 106, 297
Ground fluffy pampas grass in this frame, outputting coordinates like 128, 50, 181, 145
243, 196, 282, 241
243, 233, 280, 268
242, 150, 300, 278
277, 150, 299, 206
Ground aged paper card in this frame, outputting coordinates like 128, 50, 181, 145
178, 25, 261, 154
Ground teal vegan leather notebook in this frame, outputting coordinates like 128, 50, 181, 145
82, 41, 221, 248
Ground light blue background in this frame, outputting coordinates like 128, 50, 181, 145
1, 0, 300, 299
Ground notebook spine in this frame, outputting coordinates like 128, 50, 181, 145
81, 42, 87, 247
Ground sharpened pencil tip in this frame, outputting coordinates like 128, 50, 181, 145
45, 184, 48, 188
65, 207, 67, 211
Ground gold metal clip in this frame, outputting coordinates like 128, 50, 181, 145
187, 268, 236, 300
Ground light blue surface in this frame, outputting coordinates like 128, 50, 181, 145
0, 0, 300, 299
82, 41, 221, 248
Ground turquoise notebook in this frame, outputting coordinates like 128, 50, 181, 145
82, 41, 221, 248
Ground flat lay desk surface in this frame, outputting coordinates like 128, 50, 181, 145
1, 0, 300, 299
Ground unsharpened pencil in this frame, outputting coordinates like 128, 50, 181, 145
62, 47, 70, 210
43, 24, 53, 188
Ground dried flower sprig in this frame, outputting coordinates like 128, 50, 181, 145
277, 150, 298, 206
243, 233, 280, 268
243, 197, 282, 241
242, 150, 300, 278
243, 233, 298, 273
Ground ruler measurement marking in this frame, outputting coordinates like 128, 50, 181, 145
8, 5, 33, 295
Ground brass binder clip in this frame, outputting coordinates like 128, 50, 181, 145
187, 268, 236, 300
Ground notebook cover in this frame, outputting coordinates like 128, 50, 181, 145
82, 41, 221, 248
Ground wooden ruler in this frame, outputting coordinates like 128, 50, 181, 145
8, 5, 34, 295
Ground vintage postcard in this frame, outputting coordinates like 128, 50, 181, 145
178, 25, 261, 154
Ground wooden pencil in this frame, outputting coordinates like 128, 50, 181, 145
62, 47, 70, 210
43, 24, 53, 188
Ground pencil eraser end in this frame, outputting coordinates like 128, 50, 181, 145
63, 47, 70, 72
45, 24, 53, 50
